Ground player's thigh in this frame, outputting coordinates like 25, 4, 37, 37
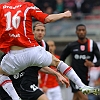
1, 46, 52, 74
37, 94, 48, 100
31, 46, 53, 67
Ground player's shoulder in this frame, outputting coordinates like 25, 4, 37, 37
23, 2, 35, 7
0, 2, 7, 7
67, 41, 78, 47
88, 39, 97, 45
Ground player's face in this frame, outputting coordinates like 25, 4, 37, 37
76, 26, 86, 40
33, 25, 46, 42
47, 41, 56, 54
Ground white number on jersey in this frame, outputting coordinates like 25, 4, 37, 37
5, 10, 21, 31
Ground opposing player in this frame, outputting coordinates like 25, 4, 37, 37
19, 21, 70, 100
60, 24, 100, 100
0, 0, 99, 99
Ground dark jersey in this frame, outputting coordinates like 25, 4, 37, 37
60, 39, 100, 84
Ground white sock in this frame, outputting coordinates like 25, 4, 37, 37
0, 75, 20, 100
57, 61, 85, 88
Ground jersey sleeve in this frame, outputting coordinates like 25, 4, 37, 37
29, 3, 48, 23
60, 43, 71, 61
93, 41, 100, 67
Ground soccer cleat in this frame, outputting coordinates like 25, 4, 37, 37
79, 86, 100, 95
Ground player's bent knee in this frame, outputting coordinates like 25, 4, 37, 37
51, 55, 60, 67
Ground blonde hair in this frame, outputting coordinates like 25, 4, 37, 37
33, 21, 45, 30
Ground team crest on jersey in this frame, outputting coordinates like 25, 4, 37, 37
80, 45, 85, 51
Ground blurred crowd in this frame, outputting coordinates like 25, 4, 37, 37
26, 0, 100, 20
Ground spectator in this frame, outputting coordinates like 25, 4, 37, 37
64, 0, 75, 11
81, 0, 93, 14
72, 0, 84, 20
41, 0, 56, 12
45, 6, 53, 14
55, 0, 65, 13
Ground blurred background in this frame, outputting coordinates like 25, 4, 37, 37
0, 0, 100, 100
1, 0, 100, 55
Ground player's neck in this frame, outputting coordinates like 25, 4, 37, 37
78, 38, 87, 44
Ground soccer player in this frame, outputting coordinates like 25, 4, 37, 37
19, 21, 70, 100
60, 24, 100, 100
0, 0, 99, 99
39, 40, 63, 100
0, 21, 69, 100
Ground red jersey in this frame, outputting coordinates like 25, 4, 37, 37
0, 0, 48, 53
39, 55, 60, 88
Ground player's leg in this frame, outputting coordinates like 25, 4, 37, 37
70, 81, 88, 100
37, 94, 48, 100
77, 91, 88, 100
51, 55, 85, 88
45, 89, 52, 100
0, 46, 99, 96
0, 55, 21, 100
49, 86, 63, 100
0, 86, 12, 100
0, 75, 20, 100
28, 46, 100, 95
30, 46, 87, 90
50, 55, 100, 95
73, 93, 79, 100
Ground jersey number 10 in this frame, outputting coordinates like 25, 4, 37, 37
4, 10, 21, 31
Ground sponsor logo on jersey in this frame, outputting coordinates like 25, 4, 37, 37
80, 45, 85, 51
73, 49, 78, 51
9, 33, 20, 38
3, 5, 22, 9
74, 54, 90, 60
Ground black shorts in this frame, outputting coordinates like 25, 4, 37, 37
0, 87, 12, 100
70, 80, 89, 93
20, 82, 44, 100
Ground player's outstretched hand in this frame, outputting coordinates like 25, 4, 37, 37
64, 10, 72, 18
56, 73, 70, 88
84, 60, 94, 67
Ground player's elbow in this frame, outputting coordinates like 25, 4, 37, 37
44, 16, 53, 23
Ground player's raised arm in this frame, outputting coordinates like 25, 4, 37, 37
44, 10, 72, 23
